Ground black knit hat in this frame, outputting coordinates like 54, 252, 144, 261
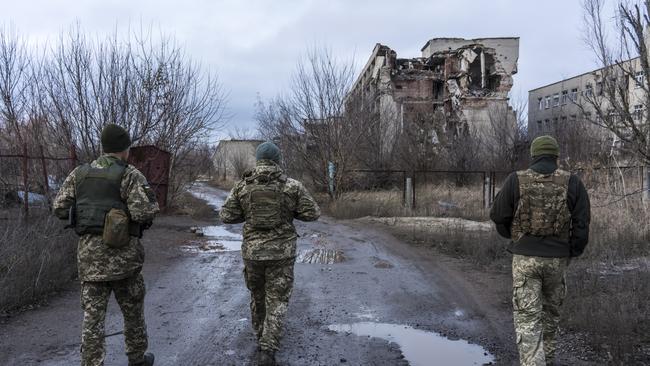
101, 124, 131, 153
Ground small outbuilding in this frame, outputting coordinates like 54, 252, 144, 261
212, 139, 264, 181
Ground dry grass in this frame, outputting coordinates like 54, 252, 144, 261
168, 191, 217, 221
327, 186, 650, 363
0, 211, 77, 312
326, 184, 489, 221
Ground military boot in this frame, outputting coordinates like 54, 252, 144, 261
129, 352, 155, 366
257, 350, 276, 366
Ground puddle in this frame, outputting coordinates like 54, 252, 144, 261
328, 322, 494, 366
187, 183, 227, 209
182, 226, 242, 253
202, 225, 243, 240
298, 248, 346, 264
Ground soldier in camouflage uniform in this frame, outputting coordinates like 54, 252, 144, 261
53, 124, 159, 366
490, 136, 590, 366
219, 141, 320, 366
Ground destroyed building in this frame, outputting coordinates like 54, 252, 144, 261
348, 37, 520, 157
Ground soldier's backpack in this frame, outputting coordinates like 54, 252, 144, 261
511, 168, 571, 242
241, 170, 289, 230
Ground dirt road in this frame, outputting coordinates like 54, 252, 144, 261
0, 184, 517, 366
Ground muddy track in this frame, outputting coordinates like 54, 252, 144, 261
1, 184, 521, 366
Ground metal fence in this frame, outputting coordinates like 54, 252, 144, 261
341, 166, 649, 217
0, 144, 77, 217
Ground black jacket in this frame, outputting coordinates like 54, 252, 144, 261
490, 155, 591, 257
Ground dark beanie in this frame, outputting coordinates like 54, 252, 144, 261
530, 135, 559, 157
101, 124, 131, 153
256, 141, 281, 163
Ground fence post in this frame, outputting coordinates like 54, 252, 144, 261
405, 177, 413, 210
69, 144, 77, 171
483, 172, 491, 209
22, 142, 29, 219
644, 165, 650, 202
40, 145, 51, 210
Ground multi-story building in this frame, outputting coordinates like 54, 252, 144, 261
349, 37, 520, 157
528, 58, 646, 142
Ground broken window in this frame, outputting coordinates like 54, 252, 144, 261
433, 80, 444, 100
468, 52, 483, 90
634, 104, 643, 120
635, 71, 645, 88
538, 98, 543, 111
584, 84, 593, 98
544, 96, 550, 109
561, 90, 568, 105
552, 94, 560, 107
487, 73, 501, 91
570, 88, 578, 102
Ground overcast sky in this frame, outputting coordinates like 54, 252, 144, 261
1, 0, 614, 142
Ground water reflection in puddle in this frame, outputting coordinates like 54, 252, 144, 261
328, 322, 493, 366
202, 226, 243, 241
182, 226, 242, 253
298, 248, 345, 264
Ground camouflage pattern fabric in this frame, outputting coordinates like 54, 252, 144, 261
511, 169, 571, 242
81, 274, 147, 366
53, 154, 158, 366
220, 159, 321, 261
243, 258, 294, 351
512, 254, 569, 366
53, 154, 160, 281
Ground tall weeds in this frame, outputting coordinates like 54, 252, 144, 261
0, 212, 77, 312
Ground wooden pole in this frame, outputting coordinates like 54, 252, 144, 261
22, 142, 29, 219
40, 145, 50, 210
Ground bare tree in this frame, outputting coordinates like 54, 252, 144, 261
581, 0, 650, 163
256, 46, 377, 197
0, 24, 229, 205
480, 98, 528, 171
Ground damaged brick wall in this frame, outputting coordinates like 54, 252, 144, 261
349, 37, 519, 158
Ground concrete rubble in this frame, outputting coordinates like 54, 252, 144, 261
349, 37, 520, 155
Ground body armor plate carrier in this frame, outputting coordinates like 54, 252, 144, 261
74, 160, 140, 239
511, 169, 571, 242
241, 170, 288, 230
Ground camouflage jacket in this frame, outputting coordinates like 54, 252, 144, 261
53, 155, 160, 281
219, 160, 321, 261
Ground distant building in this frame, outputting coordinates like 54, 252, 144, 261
212, 139, 264, 180
348, 37, 520, 156
528, 58, 646, 146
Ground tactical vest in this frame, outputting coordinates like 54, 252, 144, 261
74, 161, 129, 236
240, 170, 289, 230
511, 169, 571, 242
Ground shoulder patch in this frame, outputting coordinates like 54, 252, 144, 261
143, 184, 157, 202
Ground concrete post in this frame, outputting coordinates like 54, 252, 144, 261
405, 177, 413, 209
641, 165, 650, 203
480, 51, 486, 89
484, 173, 491, 209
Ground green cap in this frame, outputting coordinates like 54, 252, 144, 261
101, 124, 131, 153
530, 135, 559, 157
255, 141, 281, 163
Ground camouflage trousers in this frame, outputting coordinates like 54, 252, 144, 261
243, 257, 295, 351
80, 274, 148, 366
512, 254, 569, 366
